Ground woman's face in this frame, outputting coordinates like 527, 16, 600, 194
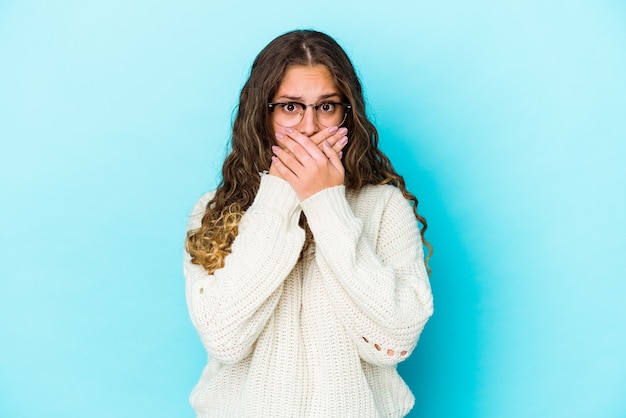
270, 65, 342, 139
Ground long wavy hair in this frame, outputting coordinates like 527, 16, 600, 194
186, 29, 432, 275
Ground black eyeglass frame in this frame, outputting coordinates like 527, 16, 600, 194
267, 101, 352, 127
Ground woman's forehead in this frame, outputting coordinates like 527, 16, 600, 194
275, 65, 339, 99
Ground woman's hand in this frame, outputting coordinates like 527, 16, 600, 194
270, 127, 347, 200
311, 126, 349, 157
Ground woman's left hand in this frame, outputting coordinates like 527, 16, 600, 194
271, 128, 345, 200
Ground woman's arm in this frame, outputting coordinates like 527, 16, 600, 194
184, 174, 305, 364
300, 185, 433, 367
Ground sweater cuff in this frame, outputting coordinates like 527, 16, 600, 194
252, 173, 300, 214
299, 185, 361, 237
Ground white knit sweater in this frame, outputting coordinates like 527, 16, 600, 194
184, 174, 433, 417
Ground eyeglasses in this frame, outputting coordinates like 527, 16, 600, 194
268, 101, 352, 128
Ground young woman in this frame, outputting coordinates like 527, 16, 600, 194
184, 29, 434, 417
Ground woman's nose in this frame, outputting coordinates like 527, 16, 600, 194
296, 106, 320, 136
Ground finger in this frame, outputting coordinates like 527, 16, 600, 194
268, 161, 283, 178
311, 126, 348, 150
274, 133, 296, 159
321, 140, 345, 172
310, 126, 339, 147
332, 135, 348, 154
275, 133, 311, 166
282, 129, 325, 162
272, 144, 304, 175
324, 127, 348, 154
270, 155, 298, 183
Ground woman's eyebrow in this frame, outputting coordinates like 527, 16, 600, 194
275, 95, 303, 101
275, 93, 341, 102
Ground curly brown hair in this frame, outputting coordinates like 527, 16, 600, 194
186, 29, 432, 275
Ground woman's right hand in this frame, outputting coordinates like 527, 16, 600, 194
312, 126, 349, 157
270, 127, 346, 201
269, 126, 348, 178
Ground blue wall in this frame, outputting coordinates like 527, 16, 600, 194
1, 1, 625, 417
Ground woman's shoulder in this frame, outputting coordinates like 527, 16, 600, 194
346, 183, 411, 216
348, 183, 404, 203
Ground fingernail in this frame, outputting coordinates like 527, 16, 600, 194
272, 145, 279, 153
328, 126, 338, 133
285, 127, 293, 133
339, 136, 348, 145
275, 132, 284, 139
338, 127, 348, 136
338, 151, 343, 159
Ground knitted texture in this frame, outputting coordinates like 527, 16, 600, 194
184, 174, 434, 417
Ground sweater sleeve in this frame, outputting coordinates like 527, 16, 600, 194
184, 174, 306, 364
299, 185, 433, 367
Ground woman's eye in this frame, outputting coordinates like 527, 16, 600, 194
283, 103, 299, 112
319, 103, 336, 113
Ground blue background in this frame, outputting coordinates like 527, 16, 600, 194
1, 1, 625, 417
